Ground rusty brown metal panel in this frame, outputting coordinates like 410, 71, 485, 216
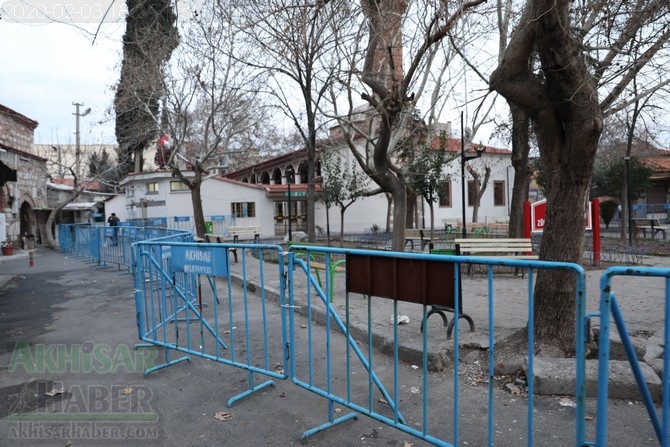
345, 254, 455, 307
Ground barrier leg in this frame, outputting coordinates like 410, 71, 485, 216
227, 374, 275, 407
300, 415, 358, 441
135, 344, 190, 377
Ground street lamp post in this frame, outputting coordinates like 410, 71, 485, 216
460, 114, 484, 239
624, 156, 633, 246
73, 102, 91, 181
286, 166, 294, 242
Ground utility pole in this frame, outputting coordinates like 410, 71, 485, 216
73, 102, 91, 181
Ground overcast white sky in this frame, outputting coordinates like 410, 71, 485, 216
0, 5, 499, 150
0, 19, 123, 145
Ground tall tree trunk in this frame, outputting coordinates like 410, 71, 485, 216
189, 167, 207, 239
406, 189, 417, 228
190, 175, 205, 239
508, 102, 531, 238
359, 0, 408, 251
385, 193, 392, 233
490, 0, 603, 351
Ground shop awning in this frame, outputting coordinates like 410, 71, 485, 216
62, 201, 100, 211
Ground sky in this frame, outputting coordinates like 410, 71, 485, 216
0, 4, 500, 150
0, 17, 124, 145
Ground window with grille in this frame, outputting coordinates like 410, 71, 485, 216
467, 181, 477, 206
438, 181, 451, 207
170, 181, 189, 192
231, 202, 256, 218
494, 181, 505, 206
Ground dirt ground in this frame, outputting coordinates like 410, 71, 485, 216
599, 234, 670, 256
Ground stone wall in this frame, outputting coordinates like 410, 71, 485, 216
0, 104, 46, 244
0, 104, 38, 154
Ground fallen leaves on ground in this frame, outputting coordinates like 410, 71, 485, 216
214, 411, 233, 422
45, 387, 65, 397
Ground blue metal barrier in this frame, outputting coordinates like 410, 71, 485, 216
287, 245, 586, 447
596, 267, 670, 446
132, 240, 290, 406
58, 224, 192, 271
61, 225, 606, 446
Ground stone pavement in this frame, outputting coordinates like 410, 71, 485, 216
223, 247, 670, 399
5, 247, 666, 446
2, 247, 668, 400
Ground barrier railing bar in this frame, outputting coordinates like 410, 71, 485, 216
422, 302, 429, 435
526, 268, 535, 447
395, 300, 403, 424
145, 251, 226, 351
452, 262, 461, 446
487, 267, 495, 447
575, 264, 588, 446
596, 267, 670, 447
292, 256, 405, 423
610, 294, 663, 443
664, 276, 670, 445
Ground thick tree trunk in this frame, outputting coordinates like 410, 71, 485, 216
390, 184, 407, 250
490, 0, 603, 352
533, 178, 590, 349
190, 172, 205, 239
45, 190, 82, 249
385, 193, 392, 233
406, 189, 417, 228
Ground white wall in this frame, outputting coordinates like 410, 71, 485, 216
119, 173, 274, 238
435, 153, 513, 226
116, 145, 515, 237
319, 144, 514, 233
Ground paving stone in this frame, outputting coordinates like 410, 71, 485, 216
531, 358, 662, 400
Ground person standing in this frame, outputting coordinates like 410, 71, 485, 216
107, 213, 120, 245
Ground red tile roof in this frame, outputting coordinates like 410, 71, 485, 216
50, 177, 104, 191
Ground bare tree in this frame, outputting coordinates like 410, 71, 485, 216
160, 4, 270, 239
490, 0, 670, 351
465, 160, 491, 223
235, 0, 355, 242
324, 0, 486, 251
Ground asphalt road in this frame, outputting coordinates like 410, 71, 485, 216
0, 249, 662, 446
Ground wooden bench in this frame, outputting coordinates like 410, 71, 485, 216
228, 226, 261, 243
632, 218, 667, 240
204, 227, 260, 263
455, 238, 537, 278
404, 228, 427, 250
454, 238, 536, 259
204, 233, 241, 262
287, 241, 346, 302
